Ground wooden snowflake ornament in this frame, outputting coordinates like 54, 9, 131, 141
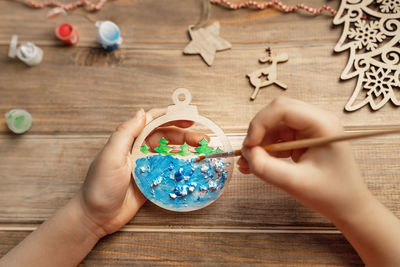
334, 0, 400, 111
183, 22, 232, 66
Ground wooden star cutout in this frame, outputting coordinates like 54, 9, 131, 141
183, 21, 232, 66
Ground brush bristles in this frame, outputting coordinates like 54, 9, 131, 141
194, 155, 206, 162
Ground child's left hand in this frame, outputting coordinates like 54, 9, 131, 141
78, 108, 207, 237
0, 108, 208, 266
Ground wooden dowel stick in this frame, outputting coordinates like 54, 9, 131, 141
195, 128, 400, 161
263, 128, 400, 152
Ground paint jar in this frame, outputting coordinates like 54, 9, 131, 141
5, 109, 33, 134
55, 23, 79, 46
8, 35, 43, 67
96, 21, 123, 51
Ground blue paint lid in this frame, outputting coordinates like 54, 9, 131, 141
96, 21, 122, 46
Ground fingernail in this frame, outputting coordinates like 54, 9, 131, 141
145, 112, 153, 124
241, 146, 250, 158
136, 108, 145, 118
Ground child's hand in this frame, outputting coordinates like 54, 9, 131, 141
78, 109, 206, 237
0, 109, 209, 266
238, 97, 370, 221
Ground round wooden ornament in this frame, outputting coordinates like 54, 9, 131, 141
131, 88, 233, 212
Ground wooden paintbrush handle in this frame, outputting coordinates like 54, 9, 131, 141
263, 128, 400, 152
202, 128, 400, 161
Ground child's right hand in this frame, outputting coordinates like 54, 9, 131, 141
238, 97, 371, 222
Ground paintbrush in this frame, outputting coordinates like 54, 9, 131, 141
194, 127, 400, 162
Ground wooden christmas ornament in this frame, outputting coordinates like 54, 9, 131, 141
247, 47, 289, 100
183, 22, 232, 66
131, 88, 234, 212
334, 0, 400, 111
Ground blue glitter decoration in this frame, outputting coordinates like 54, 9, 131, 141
134, 154, 229, 211
174, 185, 189, 197
151, 176, 162, 187
174, 168, 185, 181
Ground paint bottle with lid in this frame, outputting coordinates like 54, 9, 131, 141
8, 35, 43, 67
5, 109, 33, 134
55, 23, 79, 46
96, 21, 123, 51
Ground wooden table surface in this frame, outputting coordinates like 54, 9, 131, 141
1, 0, 399, 265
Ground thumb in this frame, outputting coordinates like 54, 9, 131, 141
241, 146, 297, 189
105, 109, 146, 161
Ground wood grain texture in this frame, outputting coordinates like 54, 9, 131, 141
1, 134, 399, 227
0, 230, 363, 266
1, 0, 398, 264
0, 0, 341, 48
1, 0, 399, 135
1, 44, 399, 134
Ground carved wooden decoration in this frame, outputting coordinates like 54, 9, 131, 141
334, 0, 400, 111
183, 22, 232, 66
247, 47, 289, 100
131, 88, 234, 212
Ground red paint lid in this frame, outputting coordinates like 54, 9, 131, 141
57, 23, 73, 37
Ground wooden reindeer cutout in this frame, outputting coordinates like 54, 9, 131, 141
247, 47, 288, 100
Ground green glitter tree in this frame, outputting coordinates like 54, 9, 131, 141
154, 138, 172, 155
140, 144, 150, 154
178, 142, 192, 156
195, 138, 214, 155
212, 147, 222, 154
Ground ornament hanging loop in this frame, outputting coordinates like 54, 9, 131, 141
172, 88, 192, 106
193, 0, 211, 30
168, 88, 198, 116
